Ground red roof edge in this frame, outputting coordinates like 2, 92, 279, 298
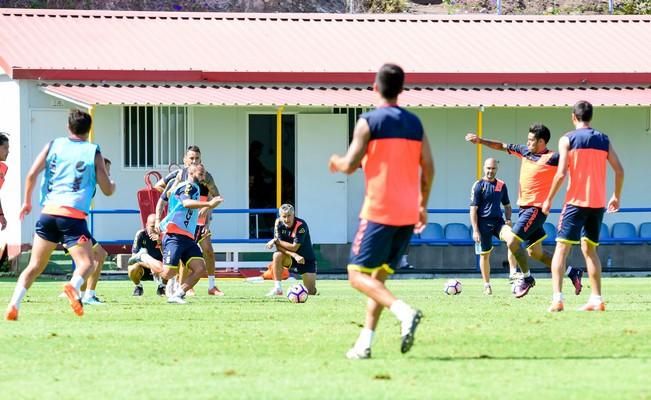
10, 69, 651, 85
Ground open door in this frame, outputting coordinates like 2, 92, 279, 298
296, 114, 348, 244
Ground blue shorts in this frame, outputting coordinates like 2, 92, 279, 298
512, 206, 547, 248
557, 204, 605, 245
288, 258, 317, 275
348, 219, 414, 274
477, 218, 505, 254
162, 233, 204, 269
35, 214, 93, 249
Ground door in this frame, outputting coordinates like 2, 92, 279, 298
296, 114, 348, 244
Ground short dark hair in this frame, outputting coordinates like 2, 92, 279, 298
104, 157, 111, 165
187, 145, 201, 153
0, 133, 8, 146
529, 123, 551, 144
573, 100, 593, 122
375, 63, 404, 100
68, 109, 92, 135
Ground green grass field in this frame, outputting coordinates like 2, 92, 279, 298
1, 277, 650, 400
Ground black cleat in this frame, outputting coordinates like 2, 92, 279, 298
400, 310, 423, 354
132, 285, 144, 296
156, 284, 166, 297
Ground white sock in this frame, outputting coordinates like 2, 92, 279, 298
400, 255, 408, 267
565, 266, 573, 276
390, 299, 414, 322
84, 290, 96, 299
174, 288, 186, 298
522, 271, 531, 278
274, 280, 282, 291
355, 328, 375, 350
153, 275, 161, 285
484, 282, 491, 288
553, 292, 564, 302
136, 283, 143, 288
589, 295, 603, 304
208, 275, 215, 289
10, 285, 27, 309
70, 275, 84, 292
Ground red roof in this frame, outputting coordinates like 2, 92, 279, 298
1, 9, 651, 85
41, 83, 651, 108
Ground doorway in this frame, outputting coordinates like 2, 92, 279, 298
248, 114, 295, 238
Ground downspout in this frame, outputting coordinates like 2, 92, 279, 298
476, 106, 484, 180
276, 106, 284, 208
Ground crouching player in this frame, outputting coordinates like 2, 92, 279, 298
158, 164, 223, 304
264, 204, 317, 297
128, 213, 166, 296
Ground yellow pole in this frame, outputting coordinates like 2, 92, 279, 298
476, 106, 484, 180
275, 106, 285, 208
89, 106, 95, 143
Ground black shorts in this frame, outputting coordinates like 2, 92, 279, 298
557, 204, 605, 245
512, 206, 547, 248
348, 219, 414, 274
477, 218, 505, 254
35, 214, 93, 249
162, 234, 204, 269
288, 258, 317, 275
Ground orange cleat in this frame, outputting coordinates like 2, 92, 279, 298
4, 305, 18, 321
578, 302, 606, 312
62, 284, 84, 317
208, 287, 225, 296
548, 301, 564, 312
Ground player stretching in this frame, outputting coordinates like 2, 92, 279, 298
329, 63, 434, 359
543, 101, 624, 312
465, 123, 584, 298
5, 109, 115, 321
158, 164, 222, 304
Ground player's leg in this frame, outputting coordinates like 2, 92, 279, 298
503, 212, 537, 298
128, 263, 146, 296
506, 249, 518, 280
167, 237, 205, 303
477, 221, 493, 294
82, 244, 107, 304
198, 231, 222, 296
549, 205, 585, 311
578, 209, 605, 311
5, 234, 57, 320
65, 240, 95, 317
266, 251, 291, 297
298, 259, 317, 295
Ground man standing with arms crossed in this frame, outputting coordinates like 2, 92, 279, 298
465, 123, 584, 298
329, 63, 434, 359
543, 100, 624, 312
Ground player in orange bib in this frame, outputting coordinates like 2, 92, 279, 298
329, 63, 434, 359
543, 100, 624, 312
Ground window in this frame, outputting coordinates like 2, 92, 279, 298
333, 107, 366, 144
123, 106, 188, 168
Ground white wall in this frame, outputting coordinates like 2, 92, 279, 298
18, 84, 651, 244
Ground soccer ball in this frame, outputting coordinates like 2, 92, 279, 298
444, 279, 462, 295
287, 283, 309, 303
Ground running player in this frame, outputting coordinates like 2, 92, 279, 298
4, 109, 115, 320
329, 63, 434, 359
465, 123, 584, 298
158, 164, 222, 304
155, 145, 224, 296
264, 204, 317, 296
543, 100, 624, 312
470, 158, 512, 296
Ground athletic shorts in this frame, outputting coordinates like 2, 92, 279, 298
348, 219, 414, 274
194, 224, 211, 244
477, 217, 505, 254
35, 214, 93, 249
162, 233, 203, 269
288, 258, 317, 275
63, 236, 100, 256
512, 206, 547, 248
557, 204, 605, 245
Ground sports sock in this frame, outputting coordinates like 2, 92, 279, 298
589, 295, 603, 304
135, 283, 143, 287
552, 292, 564, 303
390, 299, 414, 322
175, 288, 186, 298
522, 271, 531, 278
484, 282, 491, 288
10, 285, 27, 309
85, 290, 96, 299
274, 280, 282, 291
70, 275, 84, 292
400, 255, 408, 267
355, 328, 375, 350
565, 266, 573, 276
208, 275, 215, 289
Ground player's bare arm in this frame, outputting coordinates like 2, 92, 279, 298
606, 143, 625, 213
19, 143, 49, 220
542, 136, 570, 214
465, 133, 508, 151
182, 196, 222, 210
95, 152, 115, 196
328, 118, 370, 174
